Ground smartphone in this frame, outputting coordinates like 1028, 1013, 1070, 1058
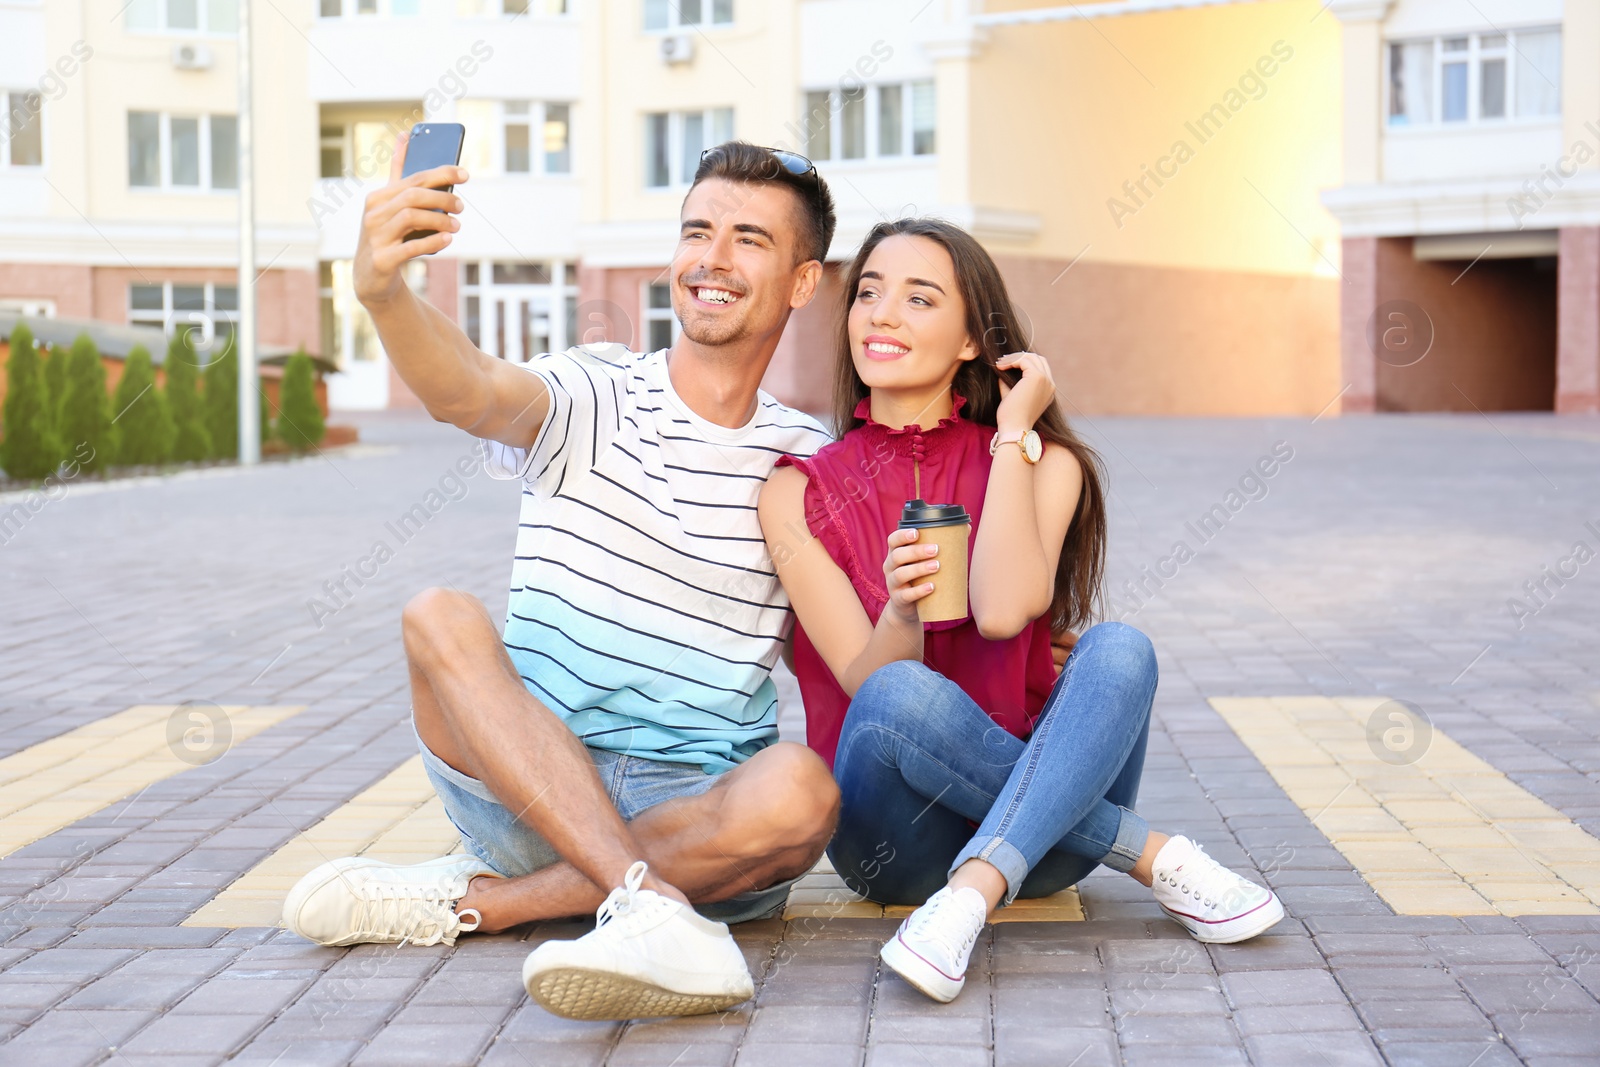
400, 122, 465, 244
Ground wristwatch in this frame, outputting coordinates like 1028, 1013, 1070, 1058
990, 428, 1043, 464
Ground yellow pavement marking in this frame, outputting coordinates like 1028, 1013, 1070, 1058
186, 755, 460, 928
1211, 696, 1600, 916
0, 704, 304, 861
781, 853, 1084, 923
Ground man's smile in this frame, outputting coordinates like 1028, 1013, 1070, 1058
690, 285, 744, 307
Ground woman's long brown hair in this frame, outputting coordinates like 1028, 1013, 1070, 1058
831, 217, 1107, 633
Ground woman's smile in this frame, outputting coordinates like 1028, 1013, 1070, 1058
862, 334, 911, 361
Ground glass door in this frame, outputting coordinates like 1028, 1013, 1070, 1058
323, 259, 391, 410
462, 261, 571, 363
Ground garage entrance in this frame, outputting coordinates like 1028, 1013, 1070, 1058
1370, 234, 1557, 412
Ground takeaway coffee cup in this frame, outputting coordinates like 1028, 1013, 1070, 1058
898, 498, 972, 623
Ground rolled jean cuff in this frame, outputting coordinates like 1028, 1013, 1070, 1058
1101, 805, 1150, 875
949, 805, 1151, 905
949, 837, 1031, 906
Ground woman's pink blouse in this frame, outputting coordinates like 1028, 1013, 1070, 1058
775, 395, 1057, 768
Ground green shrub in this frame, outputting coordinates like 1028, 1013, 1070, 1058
199, 337, 271, 459
165, 331, 212, 462
43, 339, 68, 442
275, 350, 325, 452
0, 320, 63, 480
56, 333, 115, 475
112, 345, 174, 466
203, 335, 238, 459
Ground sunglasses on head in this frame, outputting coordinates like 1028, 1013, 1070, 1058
700, 145, 822, 201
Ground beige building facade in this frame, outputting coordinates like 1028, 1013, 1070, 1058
4, 0, 1577, 417
572, 0, 1351, 417
0, 0, 320, 379
1323, 0, 1598, 414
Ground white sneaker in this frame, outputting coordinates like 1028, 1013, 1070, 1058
1151, 836, 1284, 943
879, 886, 989, 1003
283, 854, 496, 947
521, 861, 754, 1020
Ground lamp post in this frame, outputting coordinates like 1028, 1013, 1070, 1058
236, 0, 260, 464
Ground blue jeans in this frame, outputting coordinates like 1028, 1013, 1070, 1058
827, 621, 1158, 906
417, 726, 797, 924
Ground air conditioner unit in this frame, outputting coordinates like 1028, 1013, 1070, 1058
172, 43, 213, 70
659, 34, 694, 65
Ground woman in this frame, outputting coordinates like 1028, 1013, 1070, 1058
757, 218, 1282, 1004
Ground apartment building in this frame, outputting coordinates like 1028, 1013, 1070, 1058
0, 0, 320, 389
306, 0, 943, 411
306, 0, 579, 408
576, 0, 1352, 416
1323, 0, 1600, 413
19, 1, 1570, 418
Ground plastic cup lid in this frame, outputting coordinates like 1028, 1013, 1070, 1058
898, 498, 971, 529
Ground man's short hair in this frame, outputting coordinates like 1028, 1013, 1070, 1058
690, 141, 838, 266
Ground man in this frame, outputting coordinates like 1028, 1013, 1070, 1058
283, 140, 842, 1021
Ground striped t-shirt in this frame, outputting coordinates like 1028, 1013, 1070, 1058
484, 344, 833, 773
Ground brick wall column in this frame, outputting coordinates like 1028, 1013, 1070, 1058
1340, 236, 1379, 413
424, 257, 460, 324
1557, 226, 1600, 414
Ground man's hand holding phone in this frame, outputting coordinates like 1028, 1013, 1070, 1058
347, 126, 549, 452
353, 131, 467, 310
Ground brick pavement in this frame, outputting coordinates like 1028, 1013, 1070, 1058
0, 409, 1597, 1065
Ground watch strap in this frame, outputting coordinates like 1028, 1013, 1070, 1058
989, 430, 1039, 463
990, 430, 1023, 450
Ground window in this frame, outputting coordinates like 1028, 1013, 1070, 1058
0, 298, 55, 319
803, 91, 830, 161
877, 84, 902, 156
839, 88, 866, 160
1440, 37, 1468, 122
645, 0, 732, 31
1516, 30, 1561, 118
128, 112, 237, 191
319, 260, 391, 367
644, 283, 680, 353
210, 114, 237, 188
911, 81, 936, 155
456, 101, 572, 176
803, 81, 935, 162
128, 112, 161, 187
1480, 35, 1506, 119
171, 117, 199, 186
125, 0, 237, 33
314, 120, 401, 183
129, 282, 238, 357
318, 0, 422, 16
319, 262, 340, 370
455, 0, 568, 14
644, 108, 733, 188
504, 102, 531, 172
1387, 27, 1560, 127
494, 263, 551, 284
350, 121, 396, 183
3, 91, 43, 167
319, 125, 346, 179
460, 260, 573, 361
544, 103, 571, 174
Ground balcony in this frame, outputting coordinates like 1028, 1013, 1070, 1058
310, 174, 581, 262
1381, 26, 1563, 184
306, 12, 579, 104
1383, 121, 1562, 184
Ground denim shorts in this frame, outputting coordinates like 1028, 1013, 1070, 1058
416, 727, 794, 925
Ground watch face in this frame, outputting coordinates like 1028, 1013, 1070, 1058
1022, 430, 1043, 463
